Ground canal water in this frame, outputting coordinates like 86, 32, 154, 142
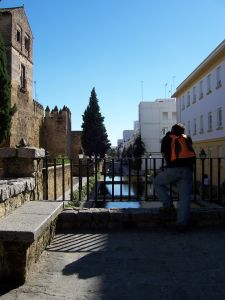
95, 176, 153, 208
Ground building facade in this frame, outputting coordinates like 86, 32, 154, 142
173, 40, 225, 184
138, 99, 177, 157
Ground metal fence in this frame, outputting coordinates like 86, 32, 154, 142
43, 157, 225, 206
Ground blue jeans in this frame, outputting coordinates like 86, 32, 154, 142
154, 167, 193, 225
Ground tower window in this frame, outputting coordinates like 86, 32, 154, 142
24, 34, 30, 52
20, 64, 26, 91
16, 25, 22, 43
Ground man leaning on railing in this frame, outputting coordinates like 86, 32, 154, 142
154, 123, 196, 232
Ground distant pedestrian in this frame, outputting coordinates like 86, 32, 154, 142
154, 123, 196, 232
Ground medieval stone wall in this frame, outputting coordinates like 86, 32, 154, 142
71, 130, 82, 159
44, 106, 71, 158
0, 7, 80, 157
0, 7, 44, 148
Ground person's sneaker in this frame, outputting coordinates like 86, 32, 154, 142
159, 205, 176, 213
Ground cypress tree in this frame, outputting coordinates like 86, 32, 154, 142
0, 33, 16, 144
81, 88, 111, 157
133, 135, 146, 170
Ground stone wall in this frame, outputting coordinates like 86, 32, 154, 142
71, 130, 82, 159
0, 219, 57, 284
57, 207, 225, 231
0, 147, 45, 215
0, 7, 44, 148
0, 178, 36, 217
43, 107, 71, 159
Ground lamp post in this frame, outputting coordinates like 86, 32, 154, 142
149, 153, 152, 171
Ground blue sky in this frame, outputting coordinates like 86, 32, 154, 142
1, 0, 225, 146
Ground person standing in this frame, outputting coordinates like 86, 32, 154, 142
154, 123, 196, 231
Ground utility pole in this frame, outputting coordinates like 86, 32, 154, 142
164, 83, 167, 98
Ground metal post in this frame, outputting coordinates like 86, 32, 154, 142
70, 159, 73, 201
53, 159, 57, 200
62, 159, 65, 203
218, 158, 221, 203
79, 158, 82, 202
45, 152, 48, 200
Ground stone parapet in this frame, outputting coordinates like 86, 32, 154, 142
57, 207, 225, 231
0, 201, 63, 284
0, 147, 45, 205
0, 147, 45, 178
0, 178, 35, 202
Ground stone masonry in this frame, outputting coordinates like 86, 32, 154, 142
0, 6, 82, 159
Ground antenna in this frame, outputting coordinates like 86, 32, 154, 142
141, 81, 144, 101
164, 83, 167, 98
172, 76, 176, 93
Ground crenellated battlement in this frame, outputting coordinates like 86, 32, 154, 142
43, 105, 72, 158
33, 100, 44, 117
45, 105, 71, 119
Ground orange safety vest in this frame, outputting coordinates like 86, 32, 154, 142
169, 134, 196, 161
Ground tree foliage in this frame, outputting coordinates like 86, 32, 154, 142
0, 34, 16, 144
81, 88, 111, 157
133, 135, 146, 170
133, 135, 146, 158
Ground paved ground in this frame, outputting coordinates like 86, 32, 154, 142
1, 227, 225, 300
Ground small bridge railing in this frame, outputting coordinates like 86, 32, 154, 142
43, 157, 225, 206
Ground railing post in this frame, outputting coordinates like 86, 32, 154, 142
218, 158, 221, 203
86, 158, 90, 201
112, 159, 114, 201
201, 157, 205, 201
209, 158, 213, 202
120, 159, 123, 201
62, 158, 65, 203
153, 158, 156, 201
70, 159, 73, 201
79, 158, 82, 202
45, 151, 49, 200
53, 159, 57, 200
103, 158, 106, 202
145, 158, 148, 201
128, 159, 131, 201
94, 157, 98, 201
193, 159, 197, 202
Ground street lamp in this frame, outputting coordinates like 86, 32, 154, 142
199, 149, 206, 160
149, 153, 152, 170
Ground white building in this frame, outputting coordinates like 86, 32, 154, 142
139, 99, 177, 160
172, 40, 225, 184
173, 39, 225, 159
123, 130, 134, 143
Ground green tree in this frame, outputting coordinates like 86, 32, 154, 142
81, 88, 111, 157
0, 34, 16, 144
133, 135, 146, 170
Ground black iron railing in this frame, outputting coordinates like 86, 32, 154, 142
43, 157, 225, 206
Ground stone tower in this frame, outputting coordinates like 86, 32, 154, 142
0, 6, 44, 147
44, 106, 72, 158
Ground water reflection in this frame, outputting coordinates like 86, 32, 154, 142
101, 176, 153, 198
106, 201, 140, 209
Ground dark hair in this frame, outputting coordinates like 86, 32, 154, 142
171, 123, 185, 136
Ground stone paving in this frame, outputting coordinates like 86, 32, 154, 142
1, 227, 225, 300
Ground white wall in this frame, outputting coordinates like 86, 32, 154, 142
139, 99, 177, 156
177, 60, 225, 142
